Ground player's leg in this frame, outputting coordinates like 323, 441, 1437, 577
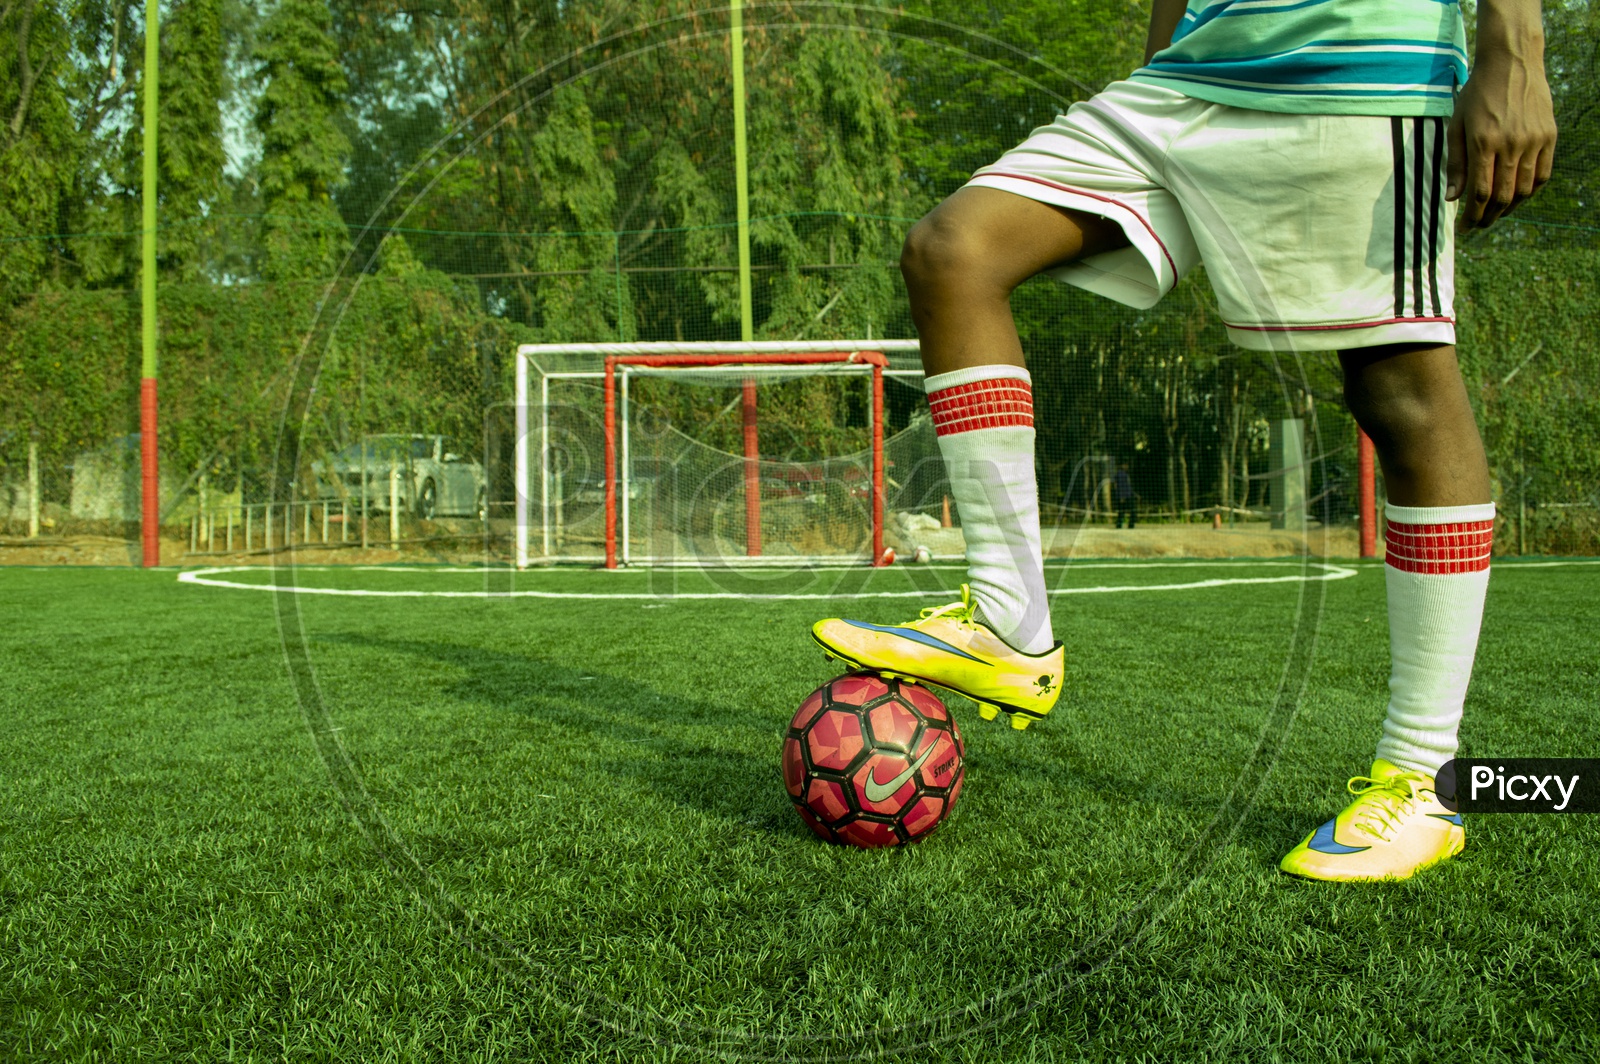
1162, 103, 1485, 877
811, 80, 1199, 729
1340, 342, 1490, 507
813, 189, 1128, 729
1347, 342, 1493, 785
903, 187, 1127, 654
1279, 342, 1493, 881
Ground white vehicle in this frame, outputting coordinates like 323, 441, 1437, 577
312, 434, 486, 519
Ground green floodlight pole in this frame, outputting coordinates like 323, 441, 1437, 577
139, 0, 160, 567
730, 1, 762, 555
730, 0, 753, 341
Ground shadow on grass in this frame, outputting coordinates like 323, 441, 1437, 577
311, 631, 1308, 866
313, 631, 801, 838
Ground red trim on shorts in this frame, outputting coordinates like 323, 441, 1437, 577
1384, 519, 1493, 574
1227, 316, 1455, 334
928, 379, 1034, 436
976, 171, 1178, 281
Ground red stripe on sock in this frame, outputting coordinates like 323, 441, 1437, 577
1384, 519, 1494, 574
928, 379, 1033, 436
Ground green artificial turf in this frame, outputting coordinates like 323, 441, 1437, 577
2, 559, 1597, 1062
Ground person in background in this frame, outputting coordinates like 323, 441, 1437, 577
1113, 462, 1137, 529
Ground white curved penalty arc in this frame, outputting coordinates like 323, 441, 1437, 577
177, 563, 1360, 599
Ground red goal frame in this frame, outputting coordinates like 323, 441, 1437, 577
602, 350, 889, 568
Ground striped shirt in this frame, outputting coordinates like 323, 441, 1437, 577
1129, 0, 1468, 116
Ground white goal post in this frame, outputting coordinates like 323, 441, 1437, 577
514, 340, 922, 568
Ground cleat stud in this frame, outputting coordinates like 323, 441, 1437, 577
1011, 715, 1032, 731
977, 704, 998, 722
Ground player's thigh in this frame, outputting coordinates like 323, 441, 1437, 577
903, 186, 1129, 294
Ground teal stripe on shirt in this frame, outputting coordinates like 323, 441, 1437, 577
1132, 0, 1468, 117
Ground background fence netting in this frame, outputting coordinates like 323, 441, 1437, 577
2, 1, 1596, 561
540, 361, 890, 565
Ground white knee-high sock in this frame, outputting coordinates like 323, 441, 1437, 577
1375, 502, 1495, 775
925, 366, 1053, 655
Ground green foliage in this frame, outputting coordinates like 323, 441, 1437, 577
0, 0, 75, 302
1457, 249, 1600, 546
113, 0, 229, 284
0, 0, 1595, 538
155, 0, 226, 280
0, 267, 497, 496
253, 0, 351, 281
893, 0, 1147, 200
525, 87, 626, 342
723, 22, 915, 342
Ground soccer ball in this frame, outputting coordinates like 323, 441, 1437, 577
782, 673, 965, 848
912, 545, 933, 564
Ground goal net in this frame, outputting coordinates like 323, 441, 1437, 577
515, 341, 931, 568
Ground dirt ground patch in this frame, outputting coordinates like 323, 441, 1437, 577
887, 520, 1362, 562
1, 521, 1366, 567
0, 534, 506, 568
1045, 520, 1362, 559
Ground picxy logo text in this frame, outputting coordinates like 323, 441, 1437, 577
1437, 758, 1600, 814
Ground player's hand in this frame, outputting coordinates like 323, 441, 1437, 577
1446, 53, 1557, 228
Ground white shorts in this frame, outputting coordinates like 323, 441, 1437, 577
968, 80, 1456, 352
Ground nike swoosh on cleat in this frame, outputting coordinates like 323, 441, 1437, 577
1428, 812, 1464, 826
840, 620, 989, 664
862, 743, 939, 803
1305, 818, 1370, 855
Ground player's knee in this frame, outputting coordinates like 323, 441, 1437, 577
1346, 375, 1465, 457
1347, 379, 1418, 447
900, 215, 1003, 297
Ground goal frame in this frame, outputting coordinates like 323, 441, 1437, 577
514, 340, 921, 569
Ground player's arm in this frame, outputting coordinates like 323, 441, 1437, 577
1448, 0, 1558, 227
1145, 0, 1188, 64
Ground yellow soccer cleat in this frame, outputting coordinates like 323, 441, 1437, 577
1279, 759, 1465, 882
811, 585, 1064, 730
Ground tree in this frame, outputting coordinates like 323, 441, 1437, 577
0, 0, 75, 302
115, 0, 227, 282
155, 0, 226, 280
253, 0, 350, 281
517, 86, 621, 341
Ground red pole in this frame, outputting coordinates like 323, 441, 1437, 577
871, 363, 885, 565
1358, 427, 1376, 558
604, 358, 618, 568
141, 379, 159, 566
743, 376, 760, 556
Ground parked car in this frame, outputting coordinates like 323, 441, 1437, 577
569, 474, 659, 504
311, 434, 486, 519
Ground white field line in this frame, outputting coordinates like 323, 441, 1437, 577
178, 562, 1361, 599
311, 559, 1341, 573
340, 558, 1600, 575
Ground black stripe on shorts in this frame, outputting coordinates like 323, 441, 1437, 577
1412, 116, 1426, 319
1391, 117, 1407, 318
1427, 117, 1445, 317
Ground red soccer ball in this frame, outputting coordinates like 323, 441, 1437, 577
782, 672, 965, 848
